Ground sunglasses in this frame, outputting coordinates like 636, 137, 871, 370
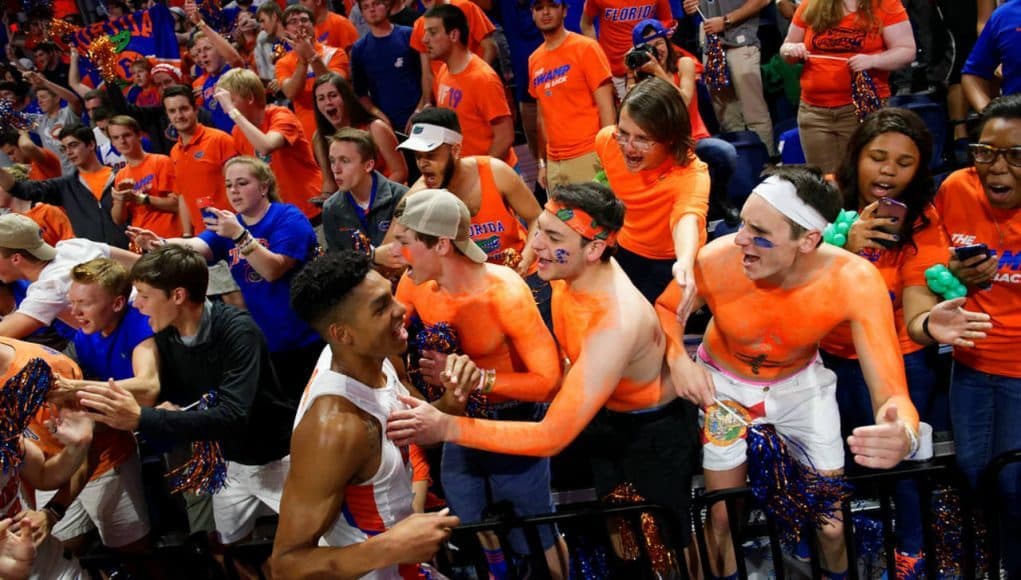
969, 144, 1021, 167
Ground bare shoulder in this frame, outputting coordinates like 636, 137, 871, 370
293, 395, 372, 457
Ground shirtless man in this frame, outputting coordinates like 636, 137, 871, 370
656, 167, 925, 578
271, 251, 459, 579
387, 182, 700, 560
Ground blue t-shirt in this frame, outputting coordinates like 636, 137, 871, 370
351, 25, 422, 132
199, 203, 320, 352
72, 306, 153, 381
963, 0, 1021, 96
10, 280, 75, 342
199, 65, 236, 133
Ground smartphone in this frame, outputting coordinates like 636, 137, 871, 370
954, 243, 993, 290
196, 196, 218, 223
872, 198, 909, 248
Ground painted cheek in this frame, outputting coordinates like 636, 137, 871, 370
401, 246, 413, 264
554, 249, 569, 264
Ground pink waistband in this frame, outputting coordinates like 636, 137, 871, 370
697, 344, 818, 387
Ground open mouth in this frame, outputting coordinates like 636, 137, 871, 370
742, 254, 760, 267
624, 154, 643, 170
324, 107, 340, 120
870, 182, 895, 197
422, 173, 440, 187
988, 183, 1013, 200
393, 321, 408, 341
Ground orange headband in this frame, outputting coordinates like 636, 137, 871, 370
544, 200, 618, 246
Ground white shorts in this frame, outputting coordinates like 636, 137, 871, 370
213, 458, 288, 545
206, 260, 240, 296
698, 349, 844, 473
31, 535, 87, 579
35, 452, 150, 548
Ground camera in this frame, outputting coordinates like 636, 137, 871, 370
625, 43, 657, 72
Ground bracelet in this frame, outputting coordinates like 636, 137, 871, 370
921, 314, 935, 342
537, 159, 546, 168
232, 229, 249, 244
239, 236, 260, 256
369, 245, 377, 265
904, 424, 920, 458
228, 109, 242, 120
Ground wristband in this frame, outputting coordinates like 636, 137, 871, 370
921, 314, 935, 342
537, 159, 546, 168
904, 424, 920, 459
228, 109, 242, 120
240, 236, 259, 256
44, 501, 67, 521
232, 229, 249, 244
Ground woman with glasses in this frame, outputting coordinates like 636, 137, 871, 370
818, 108, 991, 576
593, 77, 710, 304
935, 93, 1021, 576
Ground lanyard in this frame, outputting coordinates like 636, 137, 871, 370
346, 173, 378, 234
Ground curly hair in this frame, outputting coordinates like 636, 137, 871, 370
290, 251, 372, 330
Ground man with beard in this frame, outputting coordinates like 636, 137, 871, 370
528, 0, 615, 188
392, 108, 551, 325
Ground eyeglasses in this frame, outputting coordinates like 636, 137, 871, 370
58, 141, 83, 153
612, 131, 656, 152
969, 144, 1021, 167
738, 223, 775, 248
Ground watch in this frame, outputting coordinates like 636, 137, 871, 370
141, 194, 151, 205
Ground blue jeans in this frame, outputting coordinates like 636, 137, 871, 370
822, 347, 945, 555
950, 363, 1021, 575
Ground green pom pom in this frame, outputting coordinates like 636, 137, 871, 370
835, 222, 850, 235
832, 233, 846, 247
938, 271, 954, 286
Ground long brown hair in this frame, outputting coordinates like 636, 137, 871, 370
802, 0, 878, 33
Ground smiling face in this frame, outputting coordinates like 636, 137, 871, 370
733, 194, 813, 285
224, 162, 270, 216
414, 146, 457, 189
164, 95, 199, 134
531, 210, 599, 281
315, 81, 346, 127
616, 107, 669, 173
68, 281, 126, 336
975, 117, 1021, 210
855, 131, 921, 206
336, 269, 409, 356
328, 139, 373, 192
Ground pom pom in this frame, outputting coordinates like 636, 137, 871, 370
824, 210, 858, 248
0, 359, 54, 475
603, 483, 678, 576
851, 70, 881, 122
0, 100, 41, 132
704, 32, 731, 92
926, 264, 968, 300
406, 317, 492, 418
493, 248, 521, 270
165, 391, 228, 495
85, 35, 121, 82
47, 18, 81, 42
745, 423, 853, 545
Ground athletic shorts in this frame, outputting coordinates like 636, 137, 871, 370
440, 403, 558, 555
698, 347, 844, 473
213, 458, 288, 545
35, 452, 150, 548
32, 535, 86, 579
582, 398, 700, 545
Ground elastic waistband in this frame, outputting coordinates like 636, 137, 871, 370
597, 398, 686, 424
697, 344, 817, 388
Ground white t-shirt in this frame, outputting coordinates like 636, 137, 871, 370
18, 238, 111, 326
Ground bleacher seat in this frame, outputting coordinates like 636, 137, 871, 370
888, 94, 948, 170
777, 125, 806, 165
717, 130, 771, 208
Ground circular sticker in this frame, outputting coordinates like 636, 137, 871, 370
703, 400, 752, 446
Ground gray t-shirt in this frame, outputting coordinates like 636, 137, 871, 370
700, 0, 761, 48
35, 106, 78, 176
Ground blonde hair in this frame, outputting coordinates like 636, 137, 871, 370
108, 115, 142, 134
71, 258, 132, 298
4, 164, 30, 183
802, 0, 878, 33
224, 156, 281, 203
216, 67, 266, 108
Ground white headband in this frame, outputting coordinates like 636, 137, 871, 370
753, 176, 829, 232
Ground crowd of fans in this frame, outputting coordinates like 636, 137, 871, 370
0, 0, 1018, 578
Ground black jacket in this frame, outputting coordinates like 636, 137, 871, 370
11, 172, 130, 248
138, 302, 297, 465
322, 172, 408, 251
105, 83, 215, 155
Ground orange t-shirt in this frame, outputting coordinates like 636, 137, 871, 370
395, 264, 561, 404
528, 32, 612, 161
684, 238, 910, 414
275, 45, 351, 147
435, 55, 518, 167
821, 205, 950, 358
315, 12, 359, 49
23, 203, 75, 247
79, 166, 114, 202
934, 168, 1021, 378
793, 0, 908, 108
582, 0, 673, 77
115, 154, 182, 239
411, 0, 496, 78
594, 125, 709, 259
232, 105, 323, 220
28, 148, 62, 181
467, 157, 531, 267
170, 124, 239, 235
11, 338, 135, 480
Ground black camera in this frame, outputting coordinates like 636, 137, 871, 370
625, 43, 657, 71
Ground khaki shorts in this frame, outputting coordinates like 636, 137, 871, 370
546, 151, 603, 188
206, 260, 239, 296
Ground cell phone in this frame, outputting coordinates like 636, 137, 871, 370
954, 243, 993, 290
954, 243, 989, 262
871, 198, 908, 248
196, 196, 218, 223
